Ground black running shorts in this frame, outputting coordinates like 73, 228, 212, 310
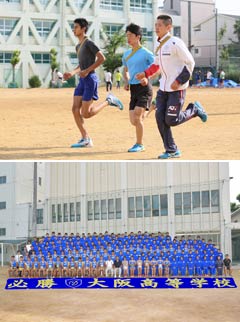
129, 83, 152, 110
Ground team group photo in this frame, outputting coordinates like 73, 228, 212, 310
0, 0, 240, 322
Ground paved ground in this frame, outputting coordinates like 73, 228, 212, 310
0, 87, 239, 160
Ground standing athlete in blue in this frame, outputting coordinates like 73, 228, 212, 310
136, 15, 207, 159
64, 18, 123, 148
123, 23, 154, 152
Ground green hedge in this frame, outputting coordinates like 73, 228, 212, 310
29, 75, 41, 88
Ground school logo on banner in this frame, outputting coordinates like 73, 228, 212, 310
65, 279, 82, 288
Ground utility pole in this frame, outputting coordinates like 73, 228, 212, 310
215, 8, 218, 72
32, 162, 37, 237
188, 0, 192, 51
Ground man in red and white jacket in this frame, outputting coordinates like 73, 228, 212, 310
136, 15, 207, 159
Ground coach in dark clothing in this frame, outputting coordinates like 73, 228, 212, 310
113, 256, 122, 278
223, 254, 232, 276
215, 256, 223, 276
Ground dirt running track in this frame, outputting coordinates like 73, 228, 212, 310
0, 87, 239, 160
0, 266, 239, 322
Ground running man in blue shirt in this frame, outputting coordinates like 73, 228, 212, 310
64, 18, 123, 148
123, 23, 154, 152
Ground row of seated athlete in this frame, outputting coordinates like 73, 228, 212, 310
9, 253, 227, 278
9, 232, 226, 278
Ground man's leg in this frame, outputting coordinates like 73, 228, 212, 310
81, 100, 108, 119
72, 95, 89, 138
129, 107, 145, 145
155, 90, 178, 154
165, 91, 207, 126
165, 90, 194, 127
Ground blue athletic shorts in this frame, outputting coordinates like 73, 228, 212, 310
74, 72, 99, 101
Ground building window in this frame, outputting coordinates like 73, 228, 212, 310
108, 198, 114, 220
130, 0, 152, 13
0, 18, 18, 37
136, 196, 143, 218
142, 28, 152, 41
30, 0, 49, 5
88, 201, 93, 221
160, 194, 168, 216
70, 202, 75, 222
194, 48, 200, 57
66, 0, 84, 8
101, 199, 107, 220
32, 20, 55, 38
0, 228, 6, 236
69, 53, 78, 65
100, 0, 123, 11
52, 205, 56, 223
63, 203, 68, 222
76, 202, 81, 221
192, 191, 200, 214
74, 0, 84, 8
94, 200, 100, 220
37, 209, 43, 224
128, 197, 135, 218
144, 195, 151, 217
31, 53, 51, 64
116, 198, 121, 219
102, 24, 123, 37
173, 26, 181, 38
0, 176, 6, 184
0, 202, 6, 210
174, 193, 182, 215
211, 190, 220, 213
0, 52, 12, 63
57, 204, 62, 222
183, 192, 191, 215
152, 195, 160, 217
202, 191, 210, 213
0, 0, 21, 3
194, 25, 201, 32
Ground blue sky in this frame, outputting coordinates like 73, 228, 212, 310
158, 0, 240, 15
230, 162, 240, 203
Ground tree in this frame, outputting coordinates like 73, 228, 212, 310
10, 50, 21, 86
231, 193, 240, 213
102, 31, 126, 75
218, 23, 227, 42
50, 48, 59, 87
231, 202, 240, 213
236, 193, 240, 203
233, 19, 240, 43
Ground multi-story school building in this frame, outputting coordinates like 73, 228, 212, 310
0, 0, 159, 88
0, 162, 233, 258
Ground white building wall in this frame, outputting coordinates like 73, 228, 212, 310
0, 162, 45, 240
45, 162, 230, 254
161, 0, 215, 47
193, 14, 239, 67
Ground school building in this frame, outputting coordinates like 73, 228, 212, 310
2, 0, 229, 88
0, 162, 234, 262
0, 0, 159, 88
